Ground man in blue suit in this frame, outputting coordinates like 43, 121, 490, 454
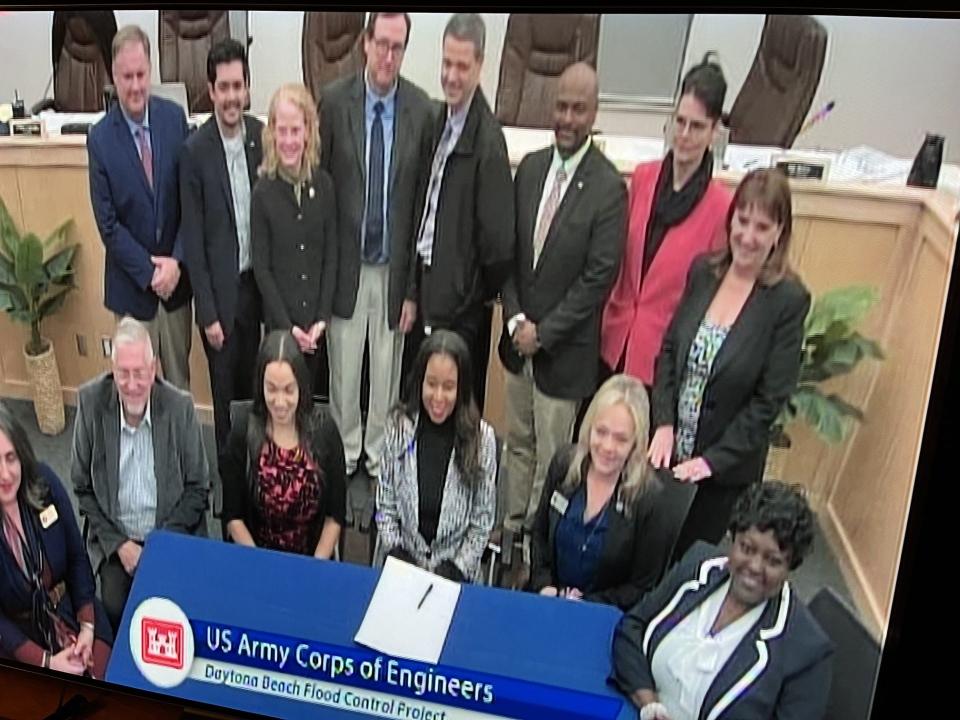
87, 24, 192, 391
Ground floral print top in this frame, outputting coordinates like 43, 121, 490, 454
675, 319, 730, 462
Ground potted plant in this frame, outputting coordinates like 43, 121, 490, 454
766, 285, 884, 479
0, 197, 79, 435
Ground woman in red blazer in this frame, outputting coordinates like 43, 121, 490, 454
602, 53, 732, 387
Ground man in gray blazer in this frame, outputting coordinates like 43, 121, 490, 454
498, 63, 627, 546
319, 13, 434, 489
71, 318, 209, 632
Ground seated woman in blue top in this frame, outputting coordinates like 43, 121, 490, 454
221, 330, 346, 558
374, 330, 497, 583
529, 374, 691, 610
0, 402, 113, 677
612, 481, 833, 720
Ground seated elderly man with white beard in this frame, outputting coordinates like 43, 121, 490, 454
71, 317, 210, 632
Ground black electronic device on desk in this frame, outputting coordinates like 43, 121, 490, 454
61, 123, 93, 135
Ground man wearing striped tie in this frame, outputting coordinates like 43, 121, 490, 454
411, 13, 515, 411
71, 318, 210, 632
497, 63, 627, 582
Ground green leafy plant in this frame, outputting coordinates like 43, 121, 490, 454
772, 285, 884, 448
0, 197, 78, 356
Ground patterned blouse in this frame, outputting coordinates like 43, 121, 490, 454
254, 440, 323, 555
675, 319, 730, 462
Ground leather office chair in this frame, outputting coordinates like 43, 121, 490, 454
302, 12, 366, 104
808, 587, 880, 720
727, 14, 828, 148
48, 10, 117, 112
495, 13, 600, 129
158, 10, 231, 114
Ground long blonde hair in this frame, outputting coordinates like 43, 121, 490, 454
562, 374, 652, 512
259, 82, 320, 181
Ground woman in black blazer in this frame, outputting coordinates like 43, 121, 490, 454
649, 169, 811, 558
251, 82, 338, 395
612, 481, 832, 720
220, 331, 346, 558
529, 375, 692, 610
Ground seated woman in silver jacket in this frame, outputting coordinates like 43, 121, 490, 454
374, 330, 496, 583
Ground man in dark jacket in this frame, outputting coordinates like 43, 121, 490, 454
180, 38, 263, 462
412, 13, 514, 409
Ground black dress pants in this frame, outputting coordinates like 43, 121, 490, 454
202, 271, 262, 463
99, 552, 134, 634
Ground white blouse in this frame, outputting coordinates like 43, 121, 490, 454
650, 580, 767, 720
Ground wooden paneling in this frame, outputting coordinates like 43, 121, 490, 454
828, 229, 950, 632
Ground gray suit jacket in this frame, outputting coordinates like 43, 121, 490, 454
374, 411, 496, 582
319, 72, 435, 327
71, 373, 210, 574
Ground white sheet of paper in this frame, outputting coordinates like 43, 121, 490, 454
354, 556, 462, 665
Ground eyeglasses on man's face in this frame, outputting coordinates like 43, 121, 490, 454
373, 38, 405, 59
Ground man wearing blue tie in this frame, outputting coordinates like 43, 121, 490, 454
87, 25, 192, 391
320, 13, 434, 494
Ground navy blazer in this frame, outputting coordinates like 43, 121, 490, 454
612, 542, 833, 720
0, 465, 112, 658
87, 96, 191, 319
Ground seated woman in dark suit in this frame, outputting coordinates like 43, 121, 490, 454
529, 375, 691, 610
649, 168, 811, 558
251, 82, 338, 395
374, 330, 497, 583
221, 330, 346, 558
612, 481, 832, 720
0, 402, 112, 677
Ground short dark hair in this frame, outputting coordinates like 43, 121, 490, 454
679, 51, 727, 121
395, 330, 482, 488
0, 401, 49, 511
366, 12, 412, 47
247, 330, 316, 464
728, 481, 815, 570
207, 38, 249, 85
443, 13, 485, 59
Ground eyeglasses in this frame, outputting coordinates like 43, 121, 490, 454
372, 38, 405, 59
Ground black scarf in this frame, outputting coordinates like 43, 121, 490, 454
3, 503, 62, 653
642, 149, 714, 281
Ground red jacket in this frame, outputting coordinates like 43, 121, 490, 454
601, 160, 732, 384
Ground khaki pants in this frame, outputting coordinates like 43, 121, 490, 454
116, 302, 192, 391
327, 264, 403, 478
502, 358, 579, 534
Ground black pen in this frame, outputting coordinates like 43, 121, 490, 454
417, 583, 434, 610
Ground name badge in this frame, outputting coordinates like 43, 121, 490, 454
39, 504, 59, 529
550, 491, 569, 516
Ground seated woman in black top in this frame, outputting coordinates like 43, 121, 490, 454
221, 330, 346, 558
529, 375, 690, 610
0, 402, 113, 677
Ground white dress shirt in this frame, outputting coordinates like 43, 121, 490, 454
649, 580, 768, 720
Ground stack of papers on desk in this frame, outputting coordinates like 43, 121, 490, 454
831, 146, 910, 183
354, 556, 462, 664
39, 111, 104, 135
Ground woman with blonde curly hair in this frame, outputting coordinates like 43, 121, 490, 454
528, 374, 691, 609
252, 82, 338, 394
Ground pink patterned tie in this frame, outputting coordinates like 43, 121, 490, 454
138, 127, 153, 189
533, 167, 567, 267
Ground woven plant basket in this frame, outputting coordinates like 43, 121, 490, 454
23, 339, 66, 435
